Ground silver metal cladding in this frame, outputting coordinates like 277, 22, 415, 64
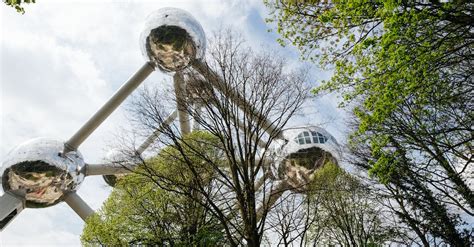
0, 138, 85, 208
274, 127, 341, 192
140, 8, 206, 72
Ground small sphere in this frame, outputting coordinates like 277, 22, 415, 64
140, 8, 206, 72
0, 138, 85, 208
102, 148, 129, 187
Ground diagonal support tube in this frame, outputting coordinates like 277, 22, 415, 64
136, 110, 178, 155
64, 192, 94, 221
236, 118, 267, 148
191, 60, 284, 140
64, 62, 155, 153
85, 110, 178, 176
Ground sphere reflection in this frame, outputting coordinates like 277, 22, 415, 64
102, 148, 129, 187
0, 138, 85, 208
276, 127, 341, 192
140, 8, 206, 72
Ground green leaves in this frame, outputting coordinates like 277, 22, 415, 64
307, 162, 394, 245
265, 1, 470, 130
3, 0, 36, 14
267, 1, 473, 243
81, 131, 225, 246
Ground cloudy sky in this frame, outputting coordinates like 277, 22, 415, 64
0, 0, 344, 245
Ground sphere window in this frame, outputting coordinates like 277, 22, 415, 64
294, 131, 328, 145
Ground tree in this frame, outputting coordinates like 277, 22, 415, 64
119, 30, 310, 246
265, 190, 313, 246
265, 162, 401, 247
266, 1, 473, 246
306, 162, 395, 246
3, 0, 36, 14
81, 131, 226, 246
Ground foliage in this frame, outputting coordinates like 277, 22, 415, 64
143, 130, 223, 190
3, 0, 35, 14
81, 131, 225, 246
266, 1, 473, 245
266, 1, 472, 131
306, 162, 395, 246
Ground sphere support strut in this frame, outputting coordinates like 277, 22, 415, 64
64, 62, 155, 153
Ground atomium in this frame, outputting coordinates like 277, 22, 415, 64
1, 7, 343, 237
1, 138, 85, 208
140, 8, 206, 72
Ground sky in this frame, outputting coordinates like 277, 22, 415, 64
0, 0, 344, 245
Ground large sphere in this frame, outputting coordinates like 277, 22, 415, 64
140, 8, 206, 72
0, 138, 85, 208
275, 127, 341, 192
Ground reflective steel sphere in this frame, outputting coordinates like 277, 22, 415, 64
102, 174, 120, 187
140, 8, 206, 72
0, 138, 85, 208
102, 148, 129, 187
275, 127, 341, 192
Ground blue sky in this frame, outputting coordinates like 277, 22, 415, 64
0, 1, 344, 245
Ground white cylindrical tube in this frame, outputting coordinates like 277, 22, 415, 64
64, 192, 94, 221
64, 62, 155, 153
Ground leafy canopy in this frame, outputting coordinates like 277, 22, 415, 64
266, 0, 472, 181
307, 162, 394, 245
81, 131, 225, 246
266, 1, 473, 244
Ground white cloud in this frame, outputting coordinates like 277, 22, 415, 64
0, 23, 110, 157
0, 3, 129, 245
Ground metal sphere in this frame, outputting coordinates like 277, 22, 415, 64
102, 174, 120, 187
140, 8, 206, 72
102, 148, 129, 187
0, 138, 85, 208
276, 127, 341, 192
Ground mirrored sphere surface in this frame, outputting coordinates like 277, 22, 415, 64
102, 174, 123, 187
280, 126, 341, 163
275, 127, 341, 192
102, 148, 129, 187
140, 8, 206, 72
0, 138, 85, 208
